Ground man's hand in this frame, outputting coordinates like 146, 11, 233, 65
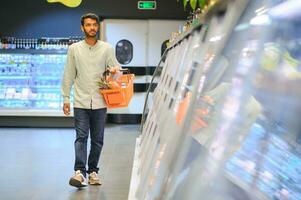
63, 103, 71, 116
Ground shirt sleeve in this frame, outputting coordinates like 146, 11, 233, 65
106, 45, 119, 69
61, 45, 76, 104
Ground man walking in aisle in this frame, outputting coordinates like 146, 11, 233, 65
61, 13, 119, 188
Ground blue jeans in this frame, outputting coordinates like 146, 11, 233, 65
73, 108, 106, 177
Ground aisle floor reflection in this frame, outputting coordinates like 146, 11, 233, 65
0, 124, 139, 200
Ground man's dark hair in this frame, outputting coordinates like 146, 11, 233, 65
81, 13, 99, 26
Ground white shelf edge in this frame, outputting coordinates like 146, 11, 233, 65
128, 136, 141, 200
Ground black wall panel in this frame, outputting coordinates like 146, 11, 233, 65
0, 0, 188, 37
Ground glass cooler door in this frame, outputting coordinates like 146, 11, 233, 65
0, 52, 68, 116
136, 0, 251, 199
160, 0, 301, 200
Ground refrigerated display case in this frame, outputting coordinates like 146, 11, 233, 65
134, 0, 250, 199
133, 0, 301, 199
0, 37, 74, 116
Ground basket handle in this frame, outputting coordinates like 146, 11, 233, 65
103, 68, 130, 76
120, 68, 130, 74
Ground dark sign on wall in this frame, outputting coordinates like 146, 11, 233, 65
0, 0, 188, 37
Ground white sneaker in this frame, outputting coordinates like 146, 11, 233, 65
88, 172, 102, 185
69, 170, 87, 188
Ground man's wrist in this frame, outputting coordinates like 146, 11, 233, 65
63, 98, 70, 104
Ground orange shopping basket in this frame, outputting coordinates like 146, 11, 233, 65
100, 73, 135, 108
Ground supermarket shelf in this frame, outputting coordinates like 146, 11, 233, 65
0, 76, 31, 79
0, 109, 67, 117
225, 172, 270, 200
0, 49, 67, 54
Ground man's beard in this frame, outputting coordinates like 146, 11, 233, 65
84, 30, 97, 38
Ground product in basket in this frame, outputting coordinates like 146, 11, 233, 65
98, 69, 122, 89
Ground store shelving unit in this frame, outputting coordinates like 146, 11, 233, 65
129, 0, 301, 199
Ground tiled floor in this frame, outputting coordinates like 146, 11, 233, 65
0, 124, 140, 200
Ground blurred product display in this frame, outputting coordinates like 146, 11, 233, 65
0, 36, 82, 50
0, 36, 82, 116
130, 0, 301, 199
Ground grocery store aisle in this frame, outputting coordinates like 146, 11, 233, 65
0, 124, 140, 200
